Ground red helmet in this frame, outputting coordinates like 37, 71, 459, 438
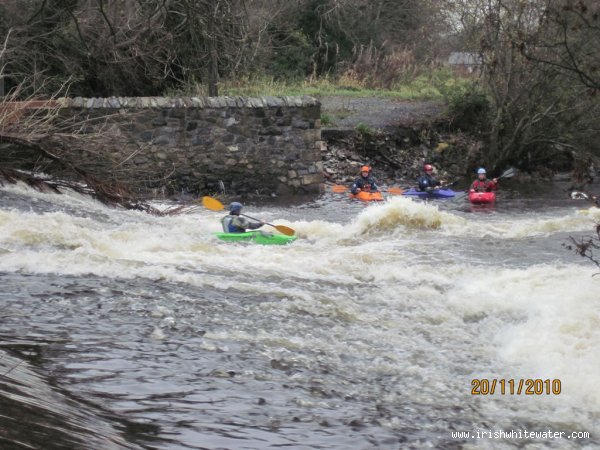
424, 164, 433, 172
360, 165, 371, 173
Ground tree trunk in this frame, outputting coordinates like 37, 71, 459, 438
207, 1, 219, 97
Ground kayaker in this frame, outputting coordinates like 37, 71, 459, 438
417, 164, 442, 192
470, 168, 498, 192
221, 202, 265, 233
351, 166, 380, 195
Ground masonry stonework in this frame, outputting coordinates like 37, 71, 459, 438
62, 96, 324, 196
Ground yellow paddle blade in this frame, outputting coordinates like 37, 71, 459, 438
202, 196, 225, 211
387, 187, 403, 194
273, 224, 295, 236
331, 185, 348, 193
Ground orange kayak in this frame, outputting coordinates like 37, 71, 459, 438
350, 191, 384, 202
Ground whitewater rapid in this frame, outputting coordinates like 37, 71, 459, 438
1, 183, 599, 449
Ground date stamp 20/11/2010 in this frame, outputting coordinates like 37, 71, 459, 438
471, 379, 561, 396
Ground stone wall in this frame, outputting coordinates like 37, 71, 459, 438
59, 96, 325, 196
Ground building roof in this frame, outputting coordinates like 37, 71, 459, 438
448, 52, 482, 66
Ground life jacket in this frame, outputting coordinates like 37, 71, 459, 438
351, 176, 377, 193
418, 174, 439, 191
362, 176, 377, 190
471, 179, 496, 192
221, 215, 243, 233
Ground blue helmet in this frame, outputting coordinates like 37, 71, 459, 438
228, 202, 243, 213
477, 167, 487, 174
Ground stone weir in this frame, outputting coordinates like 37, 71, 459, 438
62, 96, 325, 196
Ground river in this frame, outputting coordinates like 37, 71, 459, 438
1, 181, 599, 449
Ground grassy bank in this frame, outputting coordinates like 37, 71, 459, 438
169, 68, 474, 101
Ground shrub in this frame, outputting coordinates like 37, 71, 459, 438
442, 80, 490, 132
320, 114, 334, 126
356, 122, 375, 137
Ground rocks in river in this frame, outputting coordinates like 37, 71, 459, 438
321, 127, 483, 185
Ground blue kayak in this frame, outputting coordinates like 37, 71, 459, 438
402, 188, 456, 199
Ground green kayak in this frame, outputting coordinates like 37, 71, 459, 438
214, 231, 297, 245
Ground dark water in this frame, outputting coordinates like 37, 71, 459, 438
1, 181, 599, 449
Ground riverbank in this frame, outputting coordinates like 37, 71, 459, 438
318, 96, 596, 194
2, 91, 593, 205
318, 96, 483, 187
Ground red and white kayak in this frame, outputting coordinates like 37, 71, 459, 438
350, 191, 384, 202
469, 191, 496, 204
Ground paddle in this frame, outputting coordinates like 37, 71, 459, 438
201, 196, 296, 236
331, 185, 348, 193
497, 167, 517, 180
331, 185, 404, 194
438, 179, 461, 190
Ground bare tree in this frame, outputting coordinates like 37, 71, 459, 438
0, 0, 253, 97
440, 0, 600, 171
165, 0, 251, 96
0, 77, 160, 211
516, 0, 600, 91
564, 224, 600, 272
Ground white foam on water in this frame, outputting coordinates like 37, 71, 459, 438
447, 212, 600, 239
2, 185, 600, 435
0, 181, 113, 213
347, 196, 461, 234
287, 196, 599, 243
